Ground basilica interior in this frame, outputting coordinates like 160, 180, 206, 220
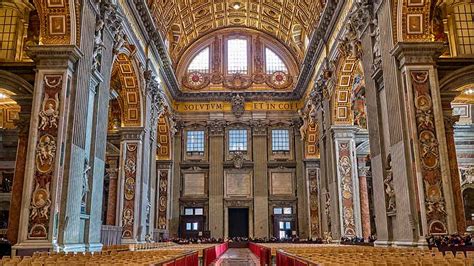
0, 0, 473, 264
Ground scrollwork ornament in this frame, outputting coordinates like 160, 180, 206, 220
208, 120, 226, 135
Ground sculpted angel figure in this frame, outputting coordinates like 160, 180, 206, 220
30, 183, 51, 220
36, 136, 56, 166
39, 94, 60, 130
298, 108, 309, 140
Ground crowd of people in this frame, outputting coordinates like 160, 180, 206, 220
167, 237, 225, 244
340, 235, 377, 244
162, 236, 329, 244
426, 234, 473, 248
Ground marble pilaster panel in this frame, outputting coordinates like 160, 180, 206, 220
393, 42, 457, 238
252, 122, 269, 238
13, 46, 82, 254
208, 120, 225, 238
118, 128, 144, 243
332, 126, 362, 237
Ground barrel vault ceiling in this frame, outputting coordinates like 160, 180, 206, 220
147, 0, 327, 65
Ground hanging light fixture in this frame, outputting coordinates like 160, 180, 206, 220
232, 2, 242, 10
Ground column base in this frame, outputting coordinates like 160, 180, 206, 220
374, 240, 392, 247
392, 241, 421, 247
12, 242, 58, 256
58, 243, 87, 253
86, 243, 103, 252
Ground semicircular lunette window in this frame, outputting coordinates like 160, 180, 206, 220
265, 48, 288, 74
187, 47, 210, 73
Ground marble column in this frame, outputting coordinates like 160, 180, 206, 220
208, 120, 225, 238
252, 121, 269, 238
443, 111, 466, 233
13, 45, 82, 254
392, 42, 457, 237
332, 126, 362, 237
105, 168, 119, 225
357, 165, 371, 239
118, 128, 144, 243
7, 97, 32, 245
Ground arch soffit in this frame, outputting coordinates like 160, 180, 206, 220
331, 57, 365, 126
111, 52, 143, 127
33, 0, 78, 45
439, 65, 474, 94
394, 0, 435, 42
0, 70, 34, 96
157, 112, 171, 160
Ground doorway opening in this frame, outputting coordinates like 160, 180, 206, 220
228, 208, 249, 238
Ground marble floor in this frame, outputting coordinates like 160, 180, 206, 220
212, 248, 260, 266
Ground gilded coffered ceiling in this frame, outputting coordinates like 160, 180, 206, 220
147, 0, 327, 64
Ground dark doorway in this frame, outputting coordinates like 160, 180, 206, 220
228, 208, 249, 238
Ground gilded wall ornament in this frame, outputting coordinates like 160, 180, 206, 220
338, 142, 356, 236
231, 152, 245, 169
231, 94, 245, 118
308, 169, 320, 237
411, 70, 447, 234
157, 170, 169, 229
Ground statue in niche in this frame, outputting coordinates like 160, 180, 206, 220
369, 19, 382, 70
352, 83, 367, 129
339, 22, 362, 59
384, 154, 396, 213
431, 3, 448, 42
92, 18, 105, 72
298, 100, 317, 141
82, 158, 91, 205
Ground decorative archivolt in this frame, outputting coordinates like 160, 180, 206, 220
110, 53, 143, 127
147, 0, 326, 64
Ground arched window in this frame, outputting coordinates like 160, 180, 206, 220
187, 47, 210, 73
179, 29, 298, 91
227, 38, 248, 74
265, 48, 288, 74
